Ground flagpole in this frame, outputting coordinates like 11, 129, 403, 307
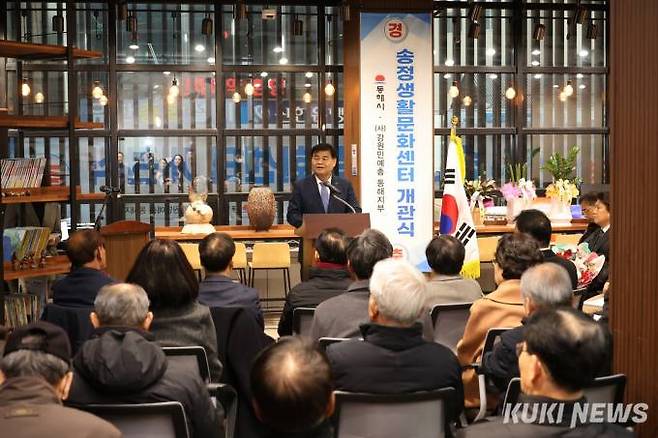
450, 115, 459, 139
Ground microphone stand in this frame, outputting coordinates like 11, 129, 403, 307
94, 187, 119, 230
330, 193, 356, 214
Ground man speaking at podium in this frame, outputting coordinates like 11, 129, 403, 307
286, 143, 361, 228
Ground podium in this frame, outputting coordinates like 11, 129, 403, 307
100, 220, 151, 281
295, 213, 370, 281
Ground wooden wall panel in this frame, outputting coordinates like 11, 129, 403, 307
610, 2, 658, 437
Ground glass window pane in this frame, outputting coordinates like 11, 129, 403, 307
78, 137, 107, 194
435, 134, 514, 184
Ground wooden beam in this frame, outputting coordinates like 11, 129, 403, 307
0, 40, 102, 60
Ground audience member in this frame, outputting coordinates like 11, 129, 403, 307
582, 192, 610, 296
481, 263, 573, 393
67, 283, 221, 437
578, 192, 600, 244
251, 337, 334, 438
278, 228, 352, 336
0, 321, 120, 438
309, 229, 392, 340
457, 308, 631, 437
457, 233, 542, 408
52, 230, 114, 307
326, 258, 464, 422
425, 235, 483, 306
198, 233, 264, 327
515, 209, 578, 289
126, 239, 222, 381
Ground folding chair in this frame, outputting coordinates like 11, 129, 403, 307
430, 302, 472, 353
472, 327, 511, 422
162, 346, 210, 384
292, 307, 315, 336
318, 337, 352, 352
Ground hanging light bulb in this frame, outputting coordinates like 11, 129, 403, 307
167, 94, 176, 105
303, 91, 312, 104
564, 80, 574, 97
92, 81, 104, 99
21, 79, 31, 97
201, 13, 213, 36
52, 13, 65, 34
559, 90, 567, 102
99, 95, 109, 106
129, 32, 139, 50
324, 81, 335, 96
244, 81, 255, 96
462, 96, 472, 106
505, 86, 516, 100
169, 78, 180, 97
448, 81, 459, 98
34, 92, 45, 104
232, 91, 242, 103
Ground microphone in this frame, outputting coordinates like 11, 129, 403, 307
321, 180, 343, 195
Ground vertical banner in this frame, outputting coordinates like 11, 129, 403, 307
360, 13, 433, 270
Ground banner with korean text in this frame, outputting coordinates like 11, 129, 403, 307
360, 13, 433, 269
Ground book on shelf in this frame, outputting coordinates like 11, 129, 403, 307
1, 157, 47, 189
3, 226, 51, 262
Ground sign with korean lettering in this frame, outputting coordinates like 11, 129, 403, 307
360, 13, 433, 270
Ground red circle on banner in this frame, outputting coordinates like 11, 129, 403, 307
384, 18, 407, 42
440, 194, 459, 234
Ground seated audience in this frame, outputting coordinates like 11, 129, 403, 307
582, 192, 610, 296
67, 283, 221, 437
578, 192, 600, 244
0, 321, 120, 438
457, 233, 542, 408
198, 232, 263, 327
481, 263, 573, 394
126, 239, 223, 381
515, 209, 578, 289
425, 235, 483, 306
278, 228, 352, 336
326, 258, 464, 422
309, 229, 392, 340
251, 337, 334, 438
52, 230, 114, 307
457, 308, 631, 437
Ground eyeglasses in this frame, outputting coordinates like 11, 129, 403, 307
312, 156, 333, 163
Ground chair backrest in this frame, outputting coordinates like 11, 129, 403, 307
292, 307, 315, 336
333, 388, 456, 438
179, 243, 202, 271
40, 303, 94, 354
80, 401, 189, 438
251, 242, 290, 268
161, 346, 211, 384
232, 242, 248, 269
318, 337, 352, 351
503, 374, 627, 406
481, 328, 510, 358
430, 303, 472, 352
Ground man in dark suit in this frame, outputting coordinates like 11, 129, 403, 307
582, 192, 610, 296
515, 209, 579, 289
198, 232, 264, 328
52, 230, 115, 307
286, 143, 361, 228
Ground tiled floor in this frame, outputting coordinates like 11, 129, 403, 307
264, 312, 282, 340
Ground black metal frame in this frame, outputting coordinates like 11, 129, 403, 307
291, 306, 314, 335
161, 345, 211, 384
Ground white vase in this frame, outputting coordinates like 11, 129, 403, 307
550, 198, 572, 225
506, 198, 529, 224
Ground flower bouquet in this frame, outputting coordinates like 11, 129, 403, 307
501, 178, 536, 223
551, 242, 606, 288
545, 179, 579, 225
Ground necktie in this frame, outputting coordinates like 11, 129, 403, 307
320, 183, 330, 213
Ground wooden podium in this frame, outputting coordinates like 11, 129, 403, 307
100, 220, 151, 281
295, 213, 370, 281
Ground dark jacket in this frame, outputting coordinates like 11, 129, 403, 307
541, 249, 579, 290
286, 175, 361, 228
0, 376, 120, 438
52, 267, 115, 307
579, 222, 600, 245
199, 274, 264, 328
481, 324, 525, 394
278, 264, 352, 336
326, 323, 464, 423
67, 327, 221, 438
457, 395, 633, 437
583, 227, 610, 296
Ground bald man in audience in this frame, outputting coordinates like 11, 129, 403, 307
251, 336, 334, 438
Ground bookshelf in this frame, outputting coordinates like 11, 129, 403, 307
0, 37, 104, 326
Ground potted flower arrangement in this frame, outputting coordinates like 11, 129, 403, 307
464, 175, 499, 225
501, 161, 537, 224
542, 146, 581, 224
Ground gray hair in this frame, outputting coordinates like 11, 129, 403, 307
94, 283, 150, 327
520, 263, 573, 308
1, 348, 69, 385
369, 258, 426, 326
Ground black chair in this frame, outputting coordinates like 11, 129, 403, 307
41, 303, 94, 354
292, 307, 315, 336
503, 374, 627, 407
472, 327, 511, 422
318, 337, 352, 351
332, 388, 457, 438
79, 401, 190, 438
208, 383, 238, 438
162, 346, 211, 384
429, 302, 472, 352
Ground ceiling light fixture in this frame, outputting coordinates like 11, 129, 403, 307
195, 44, 205, 53
118, 2, 129, 21
462, 95, 472, 106
127, 11, 137, 33
586, 21, 599, 40
232, 91, 241, 103
564, 80, 574, 97
245, 77, 255, 96
468, 22, 481, 39
125, 55, 135, 64
21, 79, 31, 97
293, 14, 304, 36
531, 49, 541, 56
303, 91, 312, 104
34, 91, 45, 104
201, 13, 213, 36
169, 77, 180, 97
92, 81, 104, 99
52, 12, 65, 34
505, 86, 516, 100
532, 23, 545, 41
325, 80, 335, 96
99, 95, 109, 106
449, 81, 459, 98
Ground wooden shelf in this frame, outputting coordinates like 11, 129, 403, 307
0, 40, 103, 60
155, 224, 297, 241
0, 114, 103, 129
1, 186, 107, 204
3, 255, 71, 281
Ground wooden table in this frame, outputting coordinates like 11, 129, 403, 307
154, 224, 297, 241
3, 255, 71, 281
475, 222, 588, 235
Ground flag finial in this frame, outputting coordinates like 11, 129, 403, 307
450, 116, 459, 138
